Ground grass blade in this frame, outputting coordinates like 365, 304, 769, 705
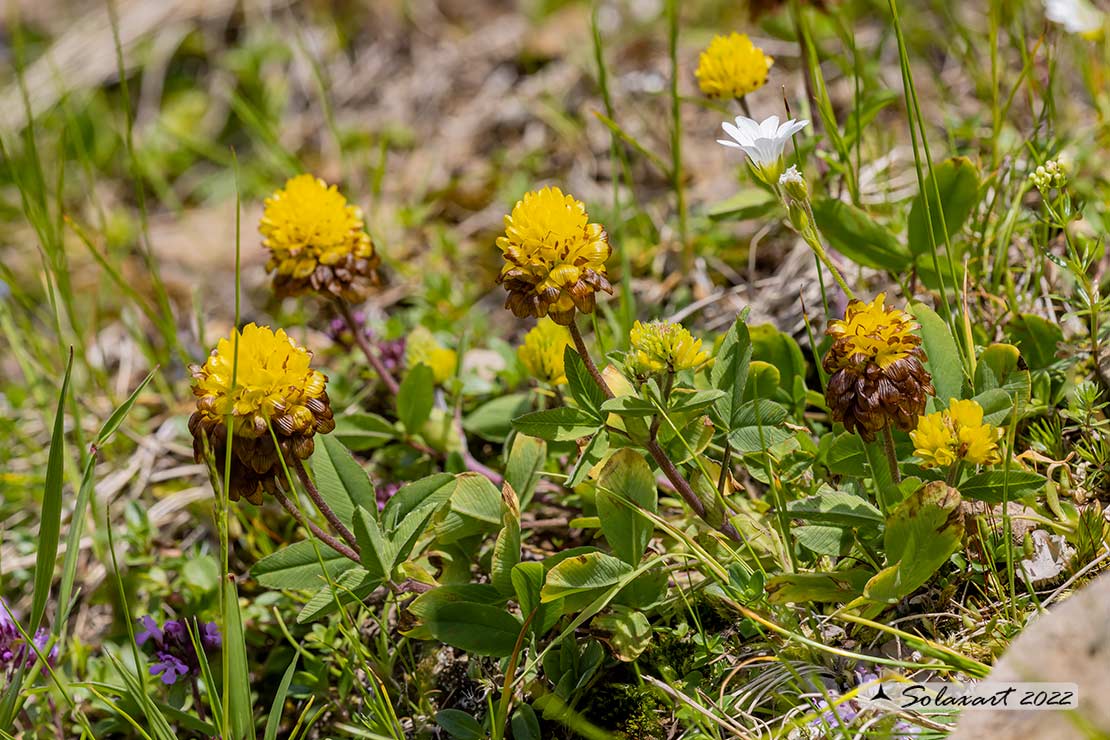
264, 652, 300, 740
223, 577, 254, 739
30, 347, 72, 632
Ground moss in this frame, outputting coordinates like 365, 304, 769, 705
583, 683, 664, 740
687, 592, 734, 634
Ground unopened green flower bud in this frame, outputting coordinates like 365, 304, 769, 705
1030, 159, 1067, 193
787, 201, 810, 233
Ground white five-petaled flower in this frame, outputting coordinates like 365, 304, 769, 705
717, 115, 809, 185
1044, 0, 1103, 36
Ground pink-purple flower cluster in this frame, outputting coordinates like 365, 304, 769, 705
137, 616, 221, 685
327, 311, 406, 375
0, 605, 56, 674
376, 481, 402, 511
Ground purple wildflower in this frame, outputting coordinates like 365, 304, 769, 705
811, 696, 860, 728
376, 481, 402, 511
328, 309, 367, 347
326, 313, 406, 377
891, 720, 920, 738
137, 615, 220, 685
377, 338, 406, 376
0, 602, 57, 672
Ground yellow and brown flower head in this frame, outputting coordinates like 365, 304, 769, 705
259, 174, 379, 302
496, 186, 612, 325
629, 320, 709, 376
518, 318, 573, 385
188, 323, 335, 504
911, 399, 1002, 468
695, 33, 774, 100
822, 293, 934, 441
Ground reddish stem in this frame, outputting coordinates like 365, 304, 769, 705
338, 300, 401, 395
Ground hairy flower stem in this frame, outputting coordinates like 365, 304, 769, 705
881, 426, 901, 486
337, 300, 400, 396
569, 320, 743, 543
293, 457, 362, 552
568, 322, 612, 398
272, 487, 360, 563
791, 198, 855, 300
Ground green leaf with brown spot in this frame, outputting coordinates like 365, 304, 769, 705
541, 551, 633, 603
864, 481, 964, 604
766, 569, 873, 604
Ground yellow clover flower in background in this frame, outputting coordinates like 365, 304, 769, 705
518, 318, 573, 385
629, 320, 709, 376
496, 186, 612, 325
822, 293, 934, 441
696, 33, 774, 100
406, 326, 458, 384
260, 174, 380, 302
912, 398, 1003, 468
189, 323, 335, 505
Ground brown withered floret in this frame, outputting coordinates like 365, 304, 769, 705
260, 174, 380, 303
496, 186, 612, 326
271, 251, 381, 304
822, 294, 934, 441
189, 324, 336, 505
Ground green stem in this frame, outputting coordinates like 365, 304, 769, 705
863, 433, 898, 515
665, 0, 690, 270
569, 320, 742, 542
494, 610, 537, 739
881, 425, 901, 486
716, 443, 733, 497
946, 460, 964, 487
799, 202, 855, 300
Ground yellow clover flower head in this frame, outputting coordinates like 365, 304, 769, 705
405, 326, 458, 384
629, 320, 709, 376
911, 398, 1002, 468
496, 186, 612, 325
822, 293, 934, 441
189, 323, 335, 504
518, 318, 573, 385
259, 174, 380, 302
696, 33, 774, 100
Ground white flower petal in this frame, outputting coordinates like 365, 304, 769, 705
779, 119, 810, 139
721, 121, 746, 145
740, 144, 765, 162
717, 114, 807, 176
760, 115, 781, 137
1044, 0, 1103, 34
732, 116, 762, 141
779, 165, 804, 187
761, 139, 783, 164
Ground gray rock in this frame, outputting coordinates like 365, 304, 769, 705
950, 571, 1110, 739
